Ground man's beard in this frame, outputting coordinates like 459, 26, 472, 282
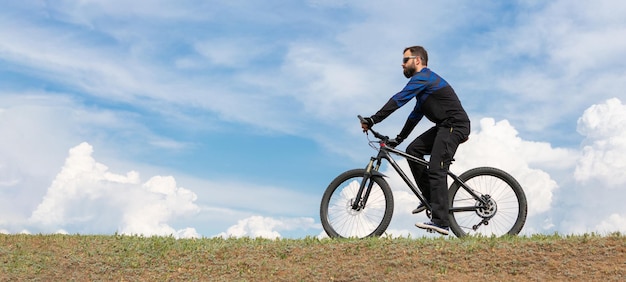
403, 65, 416, 78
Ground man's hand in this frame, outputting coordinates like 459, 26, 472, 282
360, 117, 374, 132
387, 135, 405, 148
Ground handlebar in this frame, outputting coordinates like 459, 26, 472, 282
357, 115, 389, 142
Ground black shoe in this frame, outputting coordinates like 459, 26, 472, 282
415, 221, 449, 235
411, 203, 426, 214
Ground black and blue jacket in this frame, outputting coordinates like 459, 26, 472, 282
370, 67, 470, 139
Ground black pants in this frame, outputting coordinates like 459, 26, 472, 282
406, 124, 469, 227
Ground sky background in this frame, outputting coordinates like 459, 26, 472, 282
1, 0, 625, 238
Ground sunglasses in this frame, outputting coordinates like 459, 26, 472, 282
403, 56, 417, 64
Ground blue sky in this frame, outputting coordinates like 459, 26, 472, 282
1, 1, 626, 238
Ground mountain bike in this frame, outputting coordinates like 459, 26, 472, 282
319, 116, 528, 238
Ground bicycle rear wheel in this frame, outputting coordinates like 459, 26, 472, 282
320, 169, 394, 238
448, 167, 527, 237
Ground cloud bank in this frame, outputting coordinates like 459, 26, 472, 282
216, 216, 318, 239
29, 142, 201, 238
1, 98, 625, 238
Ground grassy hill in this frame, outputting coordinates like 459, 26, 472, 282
1, 233, 624, 281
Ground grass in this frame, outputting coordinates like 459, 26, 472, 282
0, 233, 624, 281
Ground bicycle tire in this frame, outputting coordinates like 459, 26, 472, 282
448, 167, 527, 238
320, 169, 394, 238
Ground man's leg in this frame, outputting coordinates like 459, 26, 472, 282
405, 127, 438, 202
428, 126, 467, 227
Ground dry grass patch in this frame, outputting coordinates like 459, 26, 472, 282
0, 233, 624, 281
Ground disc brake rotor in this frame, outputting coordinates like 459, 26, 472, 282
346, 198, 362, 215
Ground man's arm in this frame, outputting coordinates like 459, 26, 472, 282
370, 98, 400, 124
369, 76, 427, 124
397, 116, 420, 140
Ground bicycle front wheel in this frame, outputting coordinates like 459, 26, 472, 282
448, 167, 528, 238
320, 169, 394, 238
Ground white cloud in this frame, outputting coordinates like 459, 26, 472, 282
29, 142, 200, 238
0, 95, 91, 230
215, 215, 317, 239
575, 98, 626, 187
595, 214, 626, 234
0, 93, 199, 232
544, 98, 626, 234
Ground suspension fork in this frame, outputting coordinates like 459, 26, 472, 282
351, 157, 381, 210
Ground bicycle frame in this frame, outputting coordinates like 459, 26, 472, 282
352, 136, 489, 213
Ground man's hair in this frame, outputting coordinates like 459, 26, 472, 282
404, 46, 428, 66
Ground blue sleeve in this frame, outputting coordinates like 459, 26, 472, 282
395, 78, 427, 122
370, 75, 427, 124
392, 79, 427, 107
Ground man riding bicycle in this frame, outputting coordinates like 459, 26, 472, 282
360, 46, 470, 235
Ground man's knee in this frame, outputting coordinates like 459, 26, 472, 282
406, 137, 431, 157
405, 144, 423, 159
